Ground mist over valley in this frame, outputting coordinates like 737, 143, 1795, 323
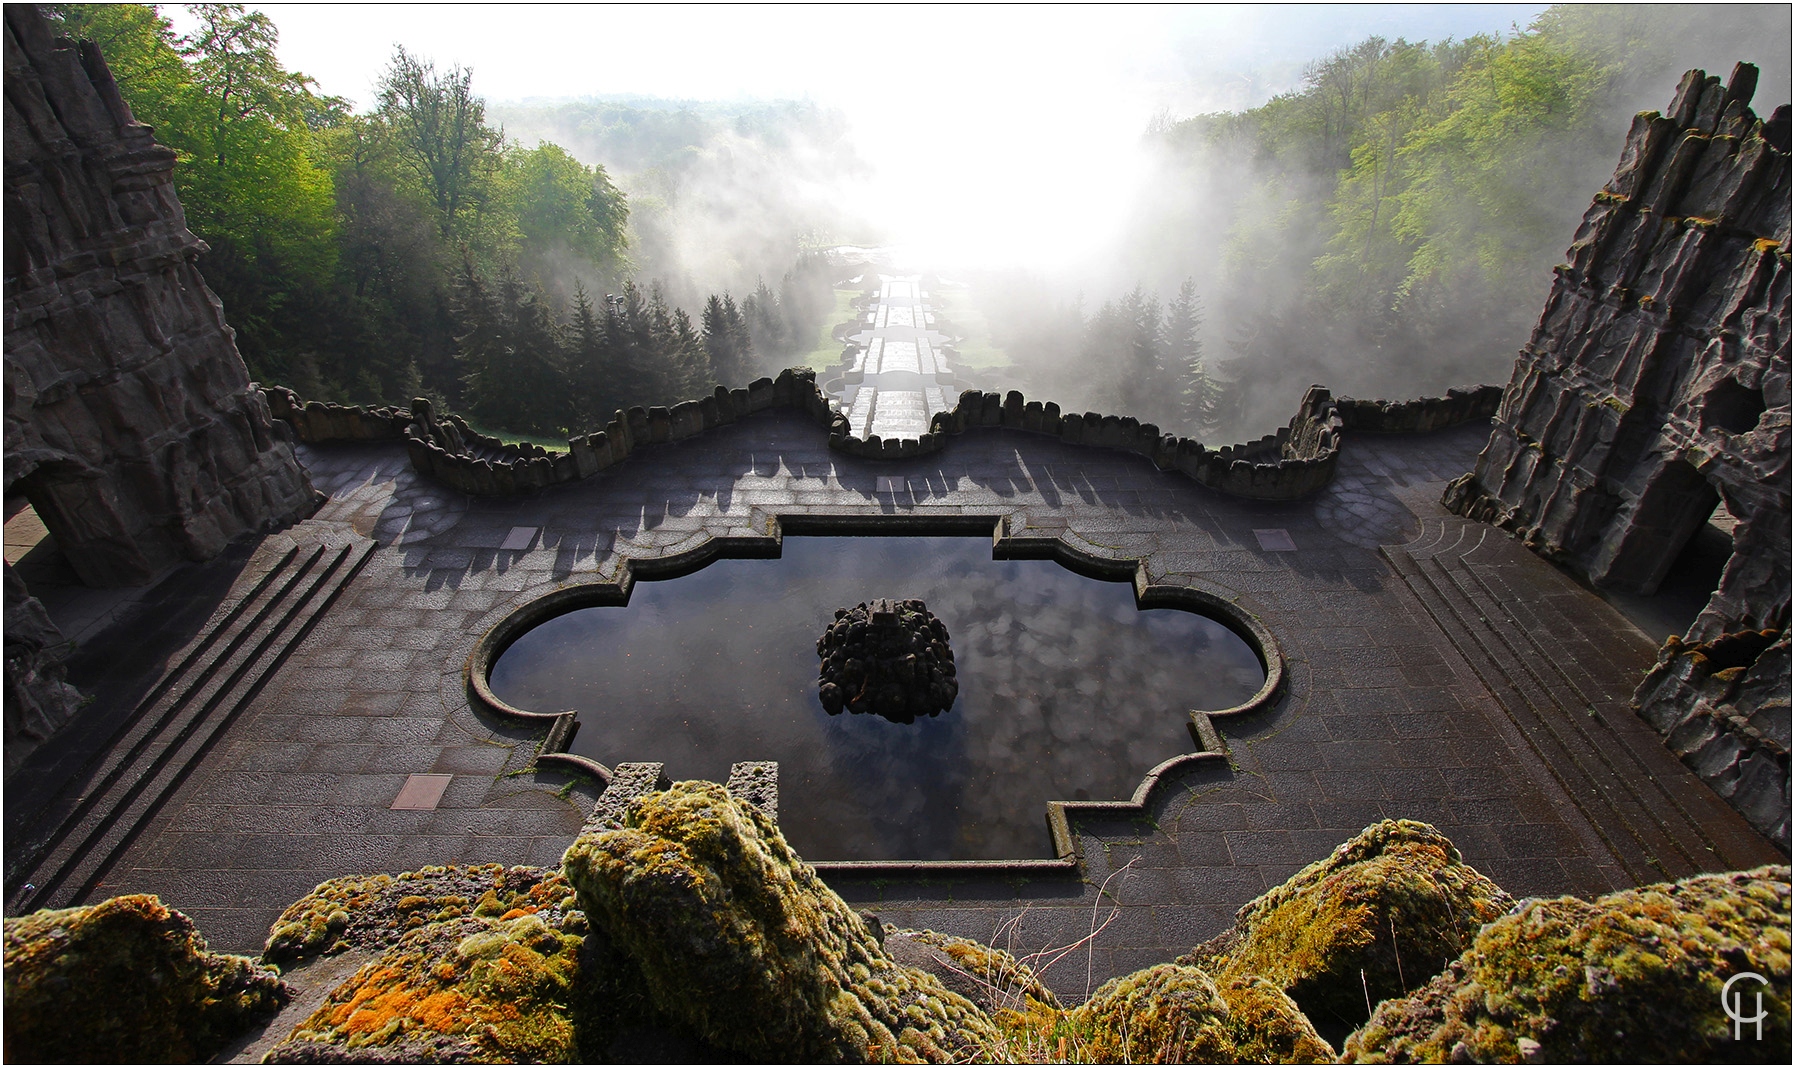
86, 2, 1795, 444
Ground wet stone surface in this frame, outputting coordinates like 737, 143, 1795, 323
487, 535, 1263, 861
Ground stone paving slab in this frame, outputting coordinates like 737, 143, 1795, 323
56, 413, 1779, 1000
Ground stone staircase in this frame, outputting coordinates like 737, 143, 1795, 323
5, 521, 376, 914
1384, 518, 1785, 886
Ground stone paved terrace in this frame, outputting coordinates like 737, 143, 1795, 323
9, 409, 1784, 1002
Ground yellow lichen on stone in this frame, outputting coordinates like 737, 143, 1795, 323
1342, 865, 1792, 1064
561, 780, 1000, 1062
3, 894, 289, 1063
1182, 820, 1511, 1032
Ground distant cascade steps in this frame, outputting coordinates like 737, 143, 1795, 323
837, 275, 959, 442
1384, 518, 1785, 885
4, 520, 377, 914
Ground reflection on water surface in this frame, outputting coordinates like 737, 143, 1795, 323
490, 536, 1264, 860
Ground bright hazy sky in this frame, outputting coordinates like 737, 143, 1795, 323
162, 3, 1555, 269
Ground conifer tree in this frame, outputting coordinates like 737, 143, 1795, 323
567, 283, 612, 430
703, 292, 756, 386
743, 277, 788, 360
602, 282, 657, 409
1168, 278, 1224, 436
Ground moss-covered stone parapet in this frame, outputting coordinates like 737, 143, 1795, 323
561, 780, 1001, 1062
3, 894, 289, 1063
1182, 819, 1513, 1034
1342, 865, 1793, 1063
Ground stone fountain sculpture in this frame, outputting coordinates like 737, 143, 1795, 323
815, 598, 957, 723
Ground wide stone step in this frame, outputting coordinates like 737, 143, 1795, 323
5, 527, 376, 914
1385, 523, 1784, 885
1384, 545, 1664, 885
1426, 552, 1716, 877
1442, 542, 1782, 874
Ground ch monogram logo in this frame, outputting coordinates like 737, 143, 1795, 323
1722, 972, 1769, 1040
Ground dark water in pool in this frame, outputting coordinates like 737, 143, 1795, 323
489, 536, 1264, 861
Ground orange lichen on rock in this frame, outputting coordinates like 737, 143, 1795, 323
265, 912, 586, 1063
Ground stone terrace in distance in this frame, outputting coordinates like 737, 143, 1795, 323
14, 404, 1780, 999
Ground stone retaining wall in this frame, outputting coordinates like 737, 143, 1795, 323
1335, 385, 1504, 434
264, 372, 1513, 503
262, 386, 411, 443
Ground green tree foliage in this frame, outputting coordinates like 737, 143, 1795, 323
375, 47, 503, 244
509, 143, 630, 283
53, 3, 343, 392
449, 262, 571, 436
1145, 3, 1790, 438
46, 5, 650, 426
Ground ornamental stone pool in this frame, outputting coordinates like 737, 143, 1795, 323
12, 409, 1780, 998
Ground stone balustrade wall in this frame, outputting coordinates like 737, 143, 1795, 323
266, 372, 1514, 503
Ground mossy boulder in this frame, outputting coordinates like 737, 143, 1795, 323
264, 911, 588, 1063
1216, 974, 1339, 1063
1342, 865, 1792, 1064
3, 894, 289, 1063
1055, 962, 1334, 1063
264, 863, 582, 965
561, 779, 1001, 1062
1069, 963, 1237, 1062
1182, 819, 1511, 1033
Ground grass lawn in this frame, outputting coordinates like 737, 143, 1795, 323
456, 417, 570, 452
929, 289, 1012, 371
791, 288, 863, 371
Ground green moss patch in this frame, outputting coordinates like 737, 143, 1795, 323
4, 894, 289, 1063
886, 927, 1061, 1015
264, 864, 581, 965
1182, 819, 1512, 1032
1343, 865, 1792, 1064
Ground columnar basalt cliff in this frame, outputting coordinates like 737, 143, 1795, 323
1444, 64, 1791, 848
3, 4, 316, 591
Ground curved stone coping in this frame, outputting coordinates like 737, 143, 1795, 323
463, 512, 1287, 869
1335, 385, 1503, 434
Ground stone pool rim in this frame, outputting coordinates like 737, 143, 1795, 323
464, 512, 1286, 875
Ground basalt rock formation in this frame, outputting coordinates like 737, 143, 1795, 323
1443, 64, 1791, 847
3, 5, 316, 770
816, 598, 958, 722
3, 2, 316, 586
2, 562, 82, 774
1633, 630, 1791, 848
